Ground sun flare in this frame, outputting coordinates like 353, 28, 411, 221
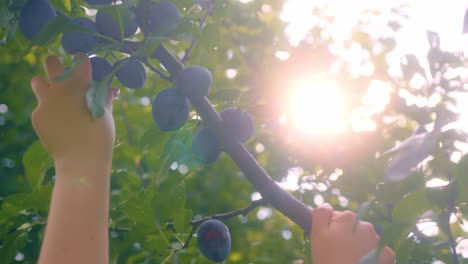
287, 77, 348, 134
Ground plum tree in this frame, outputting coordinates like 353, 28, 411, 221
95, 7, 138, 40
192, 127, 222, 164
61, 17, 98, 54
84, 0, 113, 5
152, 88, 190, 131
114, 58, 146, 89
135, 1, 182, 36
90, 56, 113, 87
197, 219, 231, 263
220, 107, 255, 143
19, 0, 57, 40
175, 66, 213, 98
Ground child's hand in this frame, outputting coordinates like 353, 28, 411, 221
31, 54, 118, 167
311, 204, 395, 264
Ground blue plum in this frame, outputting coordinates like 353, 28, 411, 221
175, 66, 213, 98
152, 88, 189, 131
114, 58, 146, 89
197, 219, 231, 263
19, 0, 57, 40
220, 107, 255, 143
90, 57, 113, 87
95, 7, 138, 40
61, 17, 98, 54
135, 1, 181, 36
192, 127, 222, 164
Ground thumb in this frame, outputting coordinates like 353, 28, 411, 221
106, 87, 119, 112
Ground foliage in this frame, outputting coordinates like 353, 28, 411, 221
1, 0, 468, 263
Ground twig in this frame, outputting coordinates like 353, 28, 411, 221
140, 57, 172, 82
178, 198, 268, 250
192, 198, 268, 225
181, 0, 215, 64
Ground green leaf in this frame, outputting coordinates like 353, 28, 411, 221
0, 186, 52, 220
0, 231, 29, 264
119, 188, 156, 228
31, 14, 79, 44
173, 208, 192, 233
153, 183, 187, 228
0, 5, 14, 29
0, 20, 17, 46
86, 80, 110, 118
22, 141, 53, 188
392, 190, 431, 224
384, 132, 438, 182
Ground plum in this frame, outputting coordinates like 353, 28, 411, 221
175, 66, 213, 98
192, 127, 222, 164
61, 17, 98, 54
135, 1, 181, 36
197, 219, 231, 263
114, 58, 146, 89
95, 7, 138, 40
19, 0, 57, 40
90, 57, 113, 87
152, 88, 189, 131
220, 107, 255, 143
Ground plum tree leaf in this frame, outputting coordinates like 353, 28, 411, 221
0, 230, 29, 264
86, 80, 109, 118
384, 132, 437, 182
392, 190, 431, 224
22, 141, 53, 188
32, 13, 80, 44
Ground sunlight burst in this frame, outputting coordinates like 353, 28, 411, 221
288, 77, 347, 134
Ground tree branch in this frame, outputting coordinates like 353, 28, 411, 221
140, 57, 172, 82
120, 40, 314, 233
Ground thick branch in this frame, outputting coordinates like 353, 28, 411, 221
120, 41, 313, 233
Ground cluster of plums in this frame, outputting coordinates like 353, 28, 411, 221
18, 0, 252, 262
19, 0, 181, 90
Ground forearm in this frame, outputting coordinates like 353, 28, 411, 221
39, 158, 111, 264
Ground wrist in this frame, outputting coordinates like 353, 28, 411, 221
54, 153, 112, 185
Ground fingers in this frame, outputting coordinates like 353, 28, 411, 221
31, 76, 49, 102
333, 210, 357, 230
378, 246, 395, 264
44, 56, 65, 82
72, 53, 92, 87
311, 204, 334, 236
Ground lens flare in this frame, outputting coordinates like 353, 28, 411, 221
288, 77, 347, 134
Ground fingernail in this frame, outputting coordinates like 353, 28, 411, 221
322, 203, 333, 209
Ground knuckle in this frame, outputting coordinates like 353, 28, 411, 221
342, 210, 356, 220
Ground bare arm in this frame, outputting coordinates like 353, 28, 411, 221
31, 54, 118, 264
